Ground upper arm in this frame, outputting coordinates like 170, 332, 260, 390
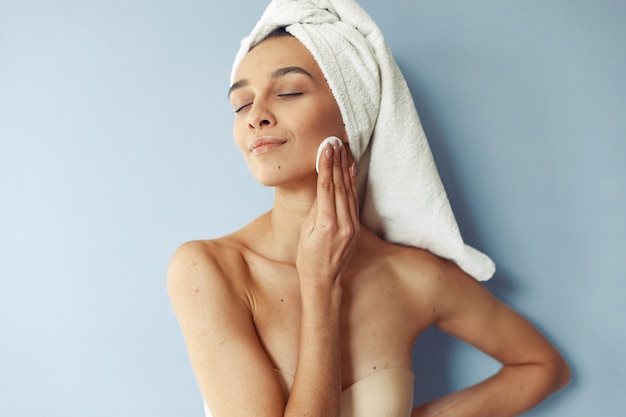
167, 241, 286, 417
427, 259, 566, 374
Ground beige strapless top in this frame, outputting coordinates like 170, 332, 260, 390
204, 367, 415, 417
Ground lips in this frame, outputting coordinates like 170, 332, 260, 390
248, 137, 288, 153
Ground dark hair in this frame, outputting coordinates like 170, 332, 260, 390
250, 27, 292, 52
264, 27, 292, 39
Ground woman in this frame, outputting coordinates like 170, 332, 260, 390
168, 1, 570, 416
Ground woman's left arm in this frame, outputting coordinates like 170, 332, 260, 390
412, 259, 570, 417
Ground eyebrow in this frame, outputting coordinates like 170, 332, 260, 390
228, 66, 314, 97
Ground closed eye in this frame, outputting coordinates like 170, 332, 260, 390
278, 92, 302, 98
235, 92, 302, 113
234, 102, 252, 113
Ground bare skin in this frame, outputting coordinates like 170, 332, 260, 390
168, 35, 570, 417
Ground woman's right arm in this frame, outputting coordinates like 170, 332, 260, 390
168, 241, 289, 416
168, 141, 359, 417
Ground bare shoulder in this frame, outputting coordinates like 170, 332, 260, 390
394, 247, 501, 328
370, 239, 493, 323
168, 237, 246, 279
166, 232, 258, 330
351, 230, 459, 318
379, 240, 467, 297
167, 235, 250, 304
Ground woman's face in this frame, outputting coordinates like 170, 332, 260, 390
229, 35, 347, 187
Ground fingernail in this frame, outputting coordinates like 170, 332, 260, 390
316, 136, 343, 173
325, 142, 333, 157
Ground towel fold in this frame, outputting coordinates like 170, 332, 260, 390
232, 0, 495, 281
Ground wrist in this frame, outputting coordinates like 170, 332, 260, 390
299, 281, 342, 316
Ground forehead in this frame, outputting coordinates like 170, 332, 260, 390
234, 35, 323, 80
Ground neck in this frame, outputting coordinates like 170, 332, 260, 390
261, 180, 317, 263
249, 178, 372, 269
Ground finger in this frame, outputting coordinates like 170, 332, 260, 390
315, 142, 337, 227
333, 143, 353, 219
345, 156, 359, 227
350, 162, 359, 217
332, 143, 360, 244
341, 146, 360, 234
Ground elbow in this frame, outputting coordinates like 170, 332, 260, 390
553, 354, 571, 391
523, 350, 571, 398
538, 350, 571, 395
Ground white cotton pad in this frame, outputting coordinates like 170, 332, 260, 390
315, 136, 343, 173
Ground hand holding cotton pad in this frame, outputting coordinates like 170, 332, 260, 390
315, 136, 343, 173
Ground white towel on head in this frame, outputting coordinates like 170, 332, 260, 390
232, 0, 495, 281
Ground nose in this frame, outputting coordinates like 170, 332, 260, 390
246, 99, 276, 130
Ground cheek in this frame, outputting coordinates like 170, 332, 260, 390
317, 97, 345, 137
301, 102, 343, 134
321, 108, 346, 139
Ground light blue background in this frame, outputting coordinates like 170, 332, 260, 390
1, 1, 624, 416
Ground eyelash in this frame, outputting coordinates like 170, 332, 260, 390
234, 92, 303, 113
235, 103, 251, 113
